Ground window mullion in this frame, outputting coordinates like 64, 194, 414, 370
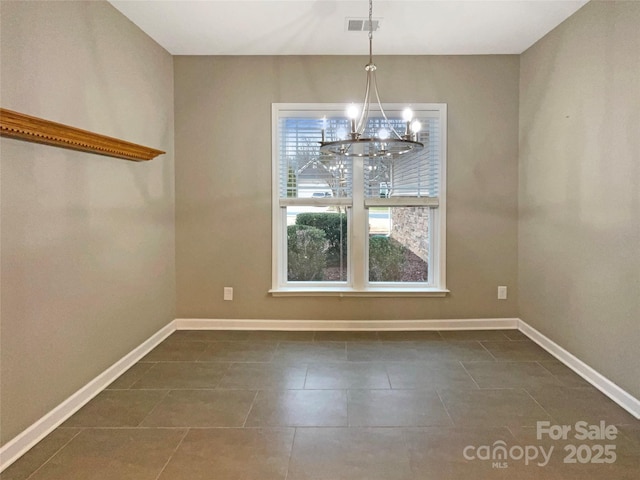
351, 157, 366, 289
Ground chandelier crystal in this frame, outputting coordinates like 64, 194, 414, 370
319, 0, 423, 158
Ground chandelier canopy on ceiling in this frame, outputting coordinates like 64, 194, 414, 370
319, 0, 424, 159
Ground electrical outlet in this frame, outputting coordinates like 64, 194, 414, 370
223, 287, 233, 301
497, 286, 507, 300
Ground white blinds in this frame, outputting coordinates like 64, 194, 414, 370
381, 116, 440, 198
278, 117, 353, 199
364, 117, 441, 205
278, 109, 442, 203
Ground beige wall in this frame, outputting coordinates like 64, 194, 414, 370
175, 55, 520, 320
519, 1, 640, 398
0, 1, 175, 444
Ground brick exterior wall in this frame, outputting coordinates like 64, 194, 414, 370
390, 207, 429, 262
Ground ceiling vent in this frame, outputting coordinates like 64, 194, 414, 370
346, 17, 381, 32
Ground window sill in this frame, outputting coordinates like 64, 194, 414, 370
269, 287, 449, 298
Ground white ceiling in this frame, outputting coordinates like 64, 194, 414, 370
109, 0, 589, 56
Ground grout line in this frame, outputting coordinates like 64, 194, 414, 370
535, 360, 564, 386
477, 341, 498, 361
283, 427, 298, 480
498, 330, 512, 341
302, 363, 310, 389
383, 363, 393, 390
522, 388, 558, 424
434, 389, 456, 428
136, 390, 172, 427
24, 428, 84, 480
458, 361, 481, 389
153, 428, 190, 480
212, 362, 232, 389
241, 390, 261, 428
126, 363, 158, 390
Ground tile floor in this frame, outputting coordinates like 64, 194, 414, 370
2, 330, 638, 479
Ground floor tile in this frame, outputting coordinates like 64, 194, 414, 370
0, 429, 81, 480
106, 363, 154, 390
502, 330, 531, 341
26, 428, 186, 480
347, 342, 420, 362
481, 341, 555, 362
525, 385, 638, 425
376, 331, 443, 342
557, 457, 640, 479
618, 423, 640, 451
140, 340, 208, 362
405, 426, 562, 480
462, 361, 564, 388
245, 390, 348, 427
272, 342, 347, 363
386, 361, 477, 389
510, 424, 640, 458
130, 362, 229, 389
7, 329, 634, 480
180, 330, 251, 342
217, 363, 307, 389
509, 425, 640, 480
314, 331, 380, 342
62, 390, 167, 427
247, 330, 315, 342
158, 428, 294, 480
287, 427, 413, 480
161, 330, 196, 342
139, 389, 256, 427
305, 362, 390, 389
413, 341, 496, 362
348, 389, 452, 427
538, 360, 591, 387
439, 330, 511, 342
438, 387, 553, 428
198, 341, 277, 362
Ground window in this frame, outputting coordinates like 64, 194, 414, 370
271, 103, 447, 296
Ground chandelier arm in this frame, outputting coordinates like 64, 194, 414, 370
356, 69, 372, 135
371, 71, 404, 140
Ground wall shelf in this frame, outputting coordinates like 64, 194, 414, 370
0, 108, 165, 162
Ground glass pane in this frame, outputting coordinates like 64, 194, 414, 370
287, 206, 348, 282
279, 117, 352, 199
368, 206, 429, 283
364, 116, 439, 198
364, 156, 392, 199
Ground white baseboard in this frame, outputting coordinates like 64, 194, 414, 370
175, 318, 520, 331
0, 321, 177, 473
518, 319, 640, 419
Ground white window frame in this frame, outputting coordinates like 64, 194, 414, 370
270, 103, 448, 297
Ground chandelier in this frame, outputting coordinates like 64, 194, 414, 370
319, 0, 423, 158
